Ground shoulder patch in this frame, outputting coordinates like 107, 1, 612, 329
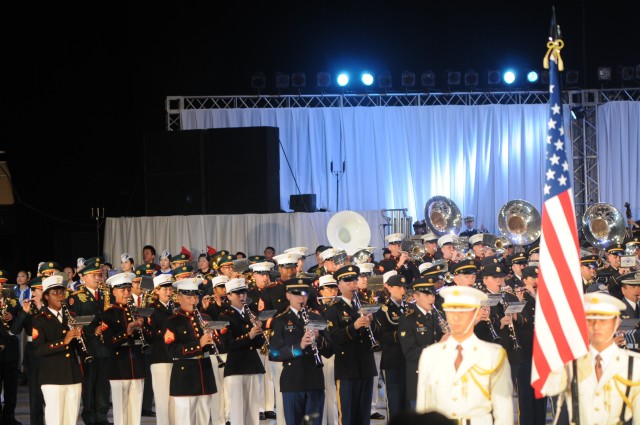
9, 299, 17, 307
68, 298, 75, 305
164, 328, 175, 344
77, 293, 88, 303
32, 327, 39, 340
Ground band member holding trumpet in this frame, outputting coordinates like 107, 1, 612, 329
325, 265, 380, 425
399, 277, 445, 410
269, 278, 332, 425
378, 233, 420, 282
374, 274, 409, 418
219, 277, 267, 425
163, 277, 218, 425
101, 272, 148, 425
420, 233, 439, 263
32, 274, 84, 425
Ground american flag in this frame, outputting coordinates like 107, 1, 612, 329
530, 25, 589, 398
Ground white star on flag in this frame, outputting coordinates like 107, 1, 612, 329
559, 127, 564, 136
551, 103, 561, 114
562, 161, 569, 171
549, 154, 560, 165
554, 140, 564, 151
546, 169, 556, 180
543, 184, 551, 195
557, 175, 567, 186
548, 118, 557, 129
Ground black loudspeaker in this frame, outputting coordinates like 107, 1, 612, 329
143, 127, 280, 216
289, 194, 317, 212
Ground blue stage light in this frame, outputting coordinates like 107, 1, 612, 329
503, 70, 516, 85
527, 71, 539, 83
361, 72, 374, 86
337, 73, 349, 87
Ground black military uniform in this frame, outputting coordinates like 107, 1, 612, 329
325, 265, 379, 425
0, 271, 23, 425
398, 278, 443, 408
269, 278, 332, 425
601, 244, 625, 298
374, 274, 410, 418
505, 252, 528, 289
10, 277, 45, 425
378, 255, 420, 283
617, 272, 640, 352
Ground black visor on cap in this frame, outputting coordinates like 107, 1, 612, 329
179, 289, 200, 295
341, 275, 358, 282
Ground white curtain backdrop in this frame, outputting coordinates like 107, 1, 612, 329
102, 101, 639, 264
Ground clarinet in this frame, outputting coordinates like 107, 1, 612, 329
61, 302, 94, 363
126, 296, 151, 352
500, 289, 521, 350
300, 306, 324, 368
194, 307, 226, 368
432, 305, 451, 334
352, 290, 380, 351
167, 299, 178, 314
243, 301, 270, 351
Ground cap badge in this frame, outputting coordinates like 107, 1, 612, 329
496, 267, 501, 273
49, 262, 54, 267
401, 277, 406, 283
437, 265, 441, 270
452, 289, 460, 296
591, 298, 600, 304
298, 279, 303, 284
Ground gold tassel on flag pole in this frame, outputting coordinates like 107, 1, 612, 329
543, 38, 564, 71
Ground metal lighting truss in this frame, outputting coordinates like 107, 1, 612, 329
166, 88, 640, 220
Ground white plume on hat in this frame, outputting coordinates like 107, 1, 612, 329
76, 257, 86, 271
160, 250, 171, 260
120, 253, 133, 263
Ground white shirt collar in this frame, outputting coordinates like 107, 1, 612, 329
590, 342, 617, 368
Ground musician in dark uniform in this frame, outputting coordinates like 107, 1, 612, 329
67, 256, 112, 425
458, 214, 487, 238
10, 276, 45, 425
436, 235, 457, 267
163, 277, 217, 425
101, 272, 147, 425
32, 274, 84, 425
246, 261, 274, 314
0, 270, 24, 425
398, 277, 444, 410
220, 277, 267, 425
579, 253, 599, 291
147, 274, 176, 425
602, 244, 626, 298
356, 263, 376, 304
269, 278, 332, 425
316, 274, 340, 425
505, 252, 527, 290
204, 275, 230, 319
307, 245, 327, 274
319, 247, 342, 277
378, 233, 420, 282
325, 265, 379, 425
420, 233, 438, 263
617, 272, 640, 352
374, 274, 409, 419
468, 234, 487, 268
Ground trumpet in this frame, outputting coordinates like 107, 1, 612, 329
300, 306, 323, 368
352, 290, 380, 351
432, 304, 451, 334
126, 296, 150, 353
194, 307, 226, 368
243, 301, 270, 352
61, 302, 93, 363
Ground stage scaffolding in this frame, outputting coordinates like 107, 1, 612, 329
166, 88, 640, 221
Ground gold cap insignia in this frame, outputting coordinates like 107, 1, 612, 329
452, 289, 460, 296
496, 267, 501, 272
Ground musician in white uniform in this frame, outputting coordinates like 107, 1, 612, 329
416, 286, 513, 424
544, 291, 640, 424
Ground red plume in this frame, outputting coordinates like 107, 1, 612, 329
207, 245, 217, 256
180, 246, 192, 260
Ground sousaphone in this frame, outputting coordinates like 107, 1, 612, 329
424, 196, 462, 237
326, 211, 372, 256
581, 203, 626, 250
497, 199, 541, 245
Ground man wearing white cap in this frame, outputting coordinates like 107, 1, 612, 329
284, 247, 309, 277
545, 292, 640, 424
220, 277, 267, 425
420, 233, 439, 263
356, 263, 376, 304
319, 247, 343, 276
163, 277, 217, 425
437, 234, 457, 264
101, 272, 148, 425
378, 233, 420, 282
416, 286, 513, 424
147, 274, 176, 425
32, 275, 84, 425
459, 215, 487, 238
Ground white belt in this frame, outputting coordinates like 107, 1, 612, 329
27, 336, 33, 342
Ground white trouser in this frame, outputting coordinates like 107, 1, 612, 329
225, 374, 262, 425
371, 350, 383, 413
259, 352, 276, 413
268, 359, 285, 425
110, 379, 144, 425
41, 383, 82, 425
151, 363, 174, 425
321, 355, 339, 425
173, 394, 213, 425
210, 353, 229, 425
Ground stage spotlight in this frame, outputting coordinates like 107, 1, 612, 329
503, 70, 516, 85
565, 70, 579, 85
378, 71, 392, 89
464, 70, 479, 87
619, 66, 634, 81
446, 71, 461, 86
401, 71, 416, 87
571, 106, 586, 120
361, 72, 374, 86
597, 67, 612, 81
317, 72, 331, 88
527, 71, 539, 83
291, 72, 306, 88
421, 71, 436, 87
487, 70, 501, 85
275, 72, 290, 89
337, 73, 349, 87
251, 72, 266, 89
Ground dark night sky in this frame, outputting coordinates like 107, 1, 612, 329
1, 1, 638, 273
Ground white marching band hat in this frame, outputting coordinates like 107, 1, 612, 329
383, 270, 397, 284
440, 286, 488, 312
418, 262, 433, 275
153, 274, 173, 288
318, 274, 338, 287
320, 248, 342, 261
106, 272, 136, 288
420, 232, 438, 242
273, 252, 302, 266
211, 275, 229, 287
469, 234, 484, 246
249, 261, 275, 273
174, 277, 202, 293
584, 293, 627, 319
120, 253, 133, 263
225, 277, 247, 293
42, 275, 65, 292
358, 263, 375, 275
438, 234, 455, 248
385, 233, 404, 243
284, 247, 309, 257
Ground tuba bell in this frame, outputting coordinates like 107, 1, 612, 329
497, 199, 541, 245
326, 211, 372, 256
351, 247, 374, 265
424, 196, 462, 237
581, 203, 626, 250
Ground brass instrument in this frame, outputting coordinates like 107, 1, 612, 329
401, 240, 426, 262
424, 196, 462, 237
497, 199, 541, 246
500, 288, 521, 351
61, 302, 94, 363
194, 307, 226, 368
300, 306, 324, 368
352, 290, 380, 351
326, 211, 372, 256
482, 234, 510, 255
443, 273, 455, 285
242, 301, 270, 352
351, 248, 374, 265
126, 295, 151, 353
452, 236, 474, 261
432, 304, 451, 334
581, 203, 626, 250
